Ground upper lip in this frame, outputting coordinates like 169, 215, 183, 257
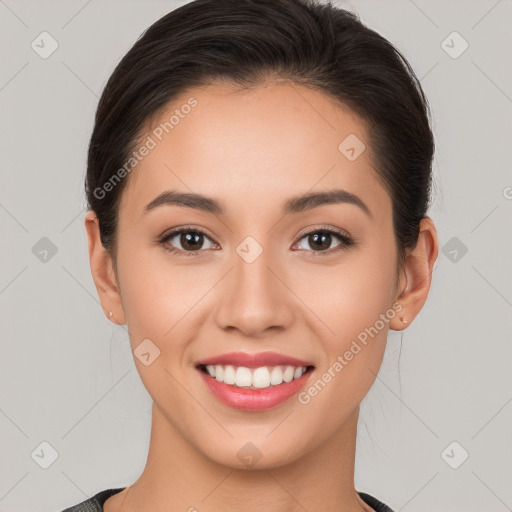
195, 351, 314, 369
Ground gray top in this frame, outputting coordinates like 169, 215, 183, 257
59, 487, 395, 511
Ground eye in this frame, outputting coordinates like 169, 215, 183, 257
293, 228, 354, 255
159, 227, 218, 256
158, 226, 354, 257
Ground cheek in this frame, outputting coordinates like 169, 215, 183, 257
295, 262, 396, 431
333, 267, 395, 344
296, 233, 397, 398
295, 237, 397, 343
116, 241, 215, 348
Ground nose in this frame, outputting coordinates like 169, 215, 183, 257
213, 245, 294, 338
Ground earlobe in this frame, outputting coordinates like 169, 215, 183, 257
390, 217, 439, 331
84, 210, 126, 325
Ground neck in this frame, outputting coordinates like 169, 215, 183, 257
112, 403, 372, 512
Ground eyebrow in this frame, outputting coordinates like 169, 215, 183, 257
144, 188, 372, 219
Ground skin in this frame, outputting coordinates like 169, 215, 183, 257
85, 81, 438, 512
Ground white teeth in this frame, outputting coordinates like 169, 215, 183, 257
214, 365, 224, 382
203, 364, 308, 388
270, 366, 283, 385
235, 367, 252, 387
252, 367, 271, 388
223, 365, 236, 384
283, 366, 295, 382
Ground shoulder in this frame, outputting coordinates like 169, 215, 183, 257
59, 488, 125, 512
358, 491, 396, 512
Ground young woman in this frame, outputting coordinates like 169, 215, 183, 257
62, 0, 438, 510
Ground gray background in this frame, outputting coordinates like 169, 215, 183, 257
0, 0, 511, 511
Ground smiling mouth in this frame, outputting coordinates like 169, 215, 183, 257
196, 363, 315, 389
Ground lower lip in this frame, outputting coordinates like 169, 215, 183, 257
197, 367, 313, 411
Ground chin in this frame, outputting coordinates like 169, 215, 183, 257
195, 434, 309, 472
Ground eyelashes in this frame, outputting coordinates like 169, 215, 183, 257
159, 227, 218, 257
158, 225, 355, 258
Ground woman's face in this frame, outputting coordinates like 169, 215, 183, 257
101, 81, 407, 468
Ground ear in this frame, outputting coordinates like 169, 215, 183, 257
84, 210, 126, 325
389, 216, 439, 331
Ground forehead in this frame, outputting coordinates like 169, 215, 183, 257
119, 81, 391, 222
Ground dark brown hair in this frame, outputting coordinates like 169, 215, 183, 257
86, 0, 435, 272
